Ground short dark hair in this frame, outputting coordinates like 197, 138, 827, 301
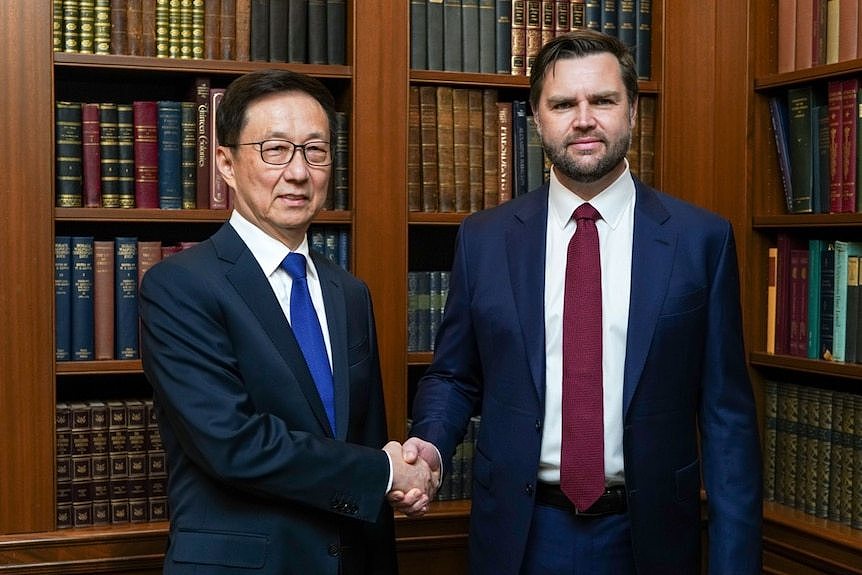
529, 29, 639, 112
216, 69, 337, 146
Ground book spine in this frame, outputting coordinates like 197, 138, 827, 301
478, 0, 495, 73
795, 0, 814, 69
55, 236, 73, 362
326, 0, 346, 65
462, 0, 480, 73
525, 0, 541, 75
333, 111, 349, 211
452, 88, 471, 213
193, 77, 211, 209
443, 0, 462, 71
71, 237, 95, 361
90, 401, 110, 526
526, 115, 544, 192
511, 100, 528, 197
436, 86, 456, 212
497, 100, 513, 203
763, 380, 778, 500
419, 86, 440, 211
467, 89, 485, 213
570, 0, 585, 28
635, 0, 651, 79
511, 0, 526, 75
249, 0, 269, 61
219, 0, 236, 60
308, 0, 327, 64
156, 101, 183, 209
584, 0, 601, 30
269, 0, 288, 62
93, 240, 115, 361
63, 0, 80, 52
287, 0, 308, 63
115, 238, 139, 360
155, 0, 170, 57
100, 103, 120, 208
110, 0, 127, 54
116, 104, 136, 208
427, 0, 444, 71
841, 79, 858, 213
600, 0, 617, 37
133, 101, 159, 208
807, 238, 823, 358
813, 388, 832, 518
128, 0, 143, 55
205, 0, 220, 59
767, 247, 778, 354
209, 88, 229, 209
79, 0, 96, 54
192, 0, 205, 59
178, 0, 194, 59
787, 86, 816, 214
56, 101, 83, 207
408, 86, 422, 211
94, 0, 112, 54
777, 0, 797, 73
617, 0, 635, 49
411, 0, 427, 69
540, 0, 554, 47
181, 101, 197, 208
495, 0, 512, 74
638, 95, 656, 187
819, 243, 835, 360
827, 81, 844, 213
108, 400, 130, 523
482, 89, 499, 209
82, 103, 102, 208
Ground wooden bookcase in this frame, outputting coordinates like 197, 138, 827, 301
745, 1, 862, 573
13, 0, 854, 573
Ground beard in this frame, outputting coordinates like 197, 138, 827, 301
543, 130, 631, 184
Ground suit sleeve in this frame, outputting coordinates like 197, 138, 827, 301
139, 254, 390, 523
699, 224, 763, 574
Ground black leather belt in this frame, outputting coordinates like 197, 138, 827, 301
535, 482, 627, 517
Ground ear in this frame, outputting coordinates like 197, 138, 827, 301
629, 96, 639, 129
215, 145, 237, 190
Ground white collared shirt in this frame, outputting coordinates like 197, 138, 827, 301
538, 164, 635, 486
229, 210, 333, 369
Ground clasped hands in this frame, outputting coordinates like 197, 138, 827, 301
383, 437, 441, 517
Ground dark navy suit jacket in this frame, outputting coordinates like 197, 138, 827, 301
140, 223, 396, 575
411, 179, 762, 574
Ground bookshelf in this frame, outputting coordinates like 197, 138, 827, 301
747, 0, 862, 573
5, 0, 824, 572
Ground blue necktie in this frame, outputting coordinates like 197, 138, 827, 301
281, 252, 336, 435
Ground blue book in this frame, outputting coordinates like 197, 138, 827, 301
324, 229, 338, 264
831, 241, 862, 362
635, 0, 652, 79
511, 100, 528, 197
114, 237, 139, 360
443, 0, 463, 71
461, 0, 480, 73
310, 227, 326, 257
411, 0, 427, 69
495, 0, 512, 74
584, 0, 602, 30
427, 0, 444, 70
55, 236, 72, 361
337, 228, 349, 270
156, 101, 183, 209
478, 0, 496, 73
768, 96, 793, 213
70, 236, 94, 361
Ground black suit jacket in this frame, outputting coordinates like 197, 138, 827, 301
140, 223, 397, 575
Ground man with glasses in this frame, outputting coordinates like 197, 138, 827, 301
140, 69, 435, 575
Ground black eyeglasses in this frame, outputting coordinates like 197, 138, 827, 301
227, 139, 333, 166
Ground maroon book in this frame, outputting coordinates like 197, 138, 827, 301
133, 101, 159, 209
82, 103, 102, 208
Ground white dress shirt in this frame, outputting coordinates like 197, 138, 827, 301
229, 210, 333, 368
538, 164, 635, 486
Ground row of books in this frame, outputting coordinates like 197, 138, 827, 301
53, 0, 346, 65
763, 380, 861, 529
777, 0, 862, 74
410, 0, 652, 80
770, 77, 861, 214
406, 416, 482, 502
766, 236, 862, 363
408, 86, 655, 213
54, 236, 190, 362
55, 88, 349, 211
54, 227, 349, 363
407, 271, 451, 353
57, 398, 169, 528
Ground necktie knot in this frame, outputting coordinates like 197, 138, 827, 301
573, 203, 601, 224
282, 252, 308, 280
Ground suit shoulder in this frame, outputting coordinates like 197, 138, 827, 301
646, 186, 732, 234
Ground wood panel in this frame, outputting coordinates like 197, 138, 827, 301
351, 1, 411, 440
0, 0, 57, 534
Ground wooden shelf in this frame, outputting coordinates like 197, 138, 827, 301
408, 212, 468, 225
56, 360, 142, 375
749, 351, 862, 381
55, 208, 351, 224
754, 58, 862, 91
408, 352, 434, 366
753, 213, 862, 229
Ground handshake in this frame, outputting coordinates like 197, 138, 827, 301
383, 437, 442, 517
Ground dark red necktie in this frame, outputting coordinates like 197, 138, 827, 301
560, 202, 605, 511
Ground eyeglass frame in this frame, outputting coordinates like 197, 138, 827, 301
224, 138, 334, 167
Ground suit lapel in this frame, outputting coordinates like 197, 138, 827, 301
623, 184, 676, 416
312, 252, 350, 441
506, 188, 550, 403
213, 225, 335, 437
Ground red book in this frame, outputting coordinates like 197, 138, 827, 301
209, 88, 229, 209
789, 248, 810, 357
777, 0, 797, 73
795, 0, 814, 69
827, 81, 844, 213
133, 101, 159, 209
93, 240, 115, 360
838, 0, 858, 62
842, 78, 858, 212
82, 103, 102, 208
497, 101, 513, 203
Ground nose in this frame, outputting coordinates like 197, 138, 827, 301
571, 102, 596, 129
280, 151, 311, 180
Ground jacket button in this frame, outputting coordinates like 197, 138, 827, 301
327, 543, 339, 557
535, 420, 542, 432
524, 483, 534, 496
